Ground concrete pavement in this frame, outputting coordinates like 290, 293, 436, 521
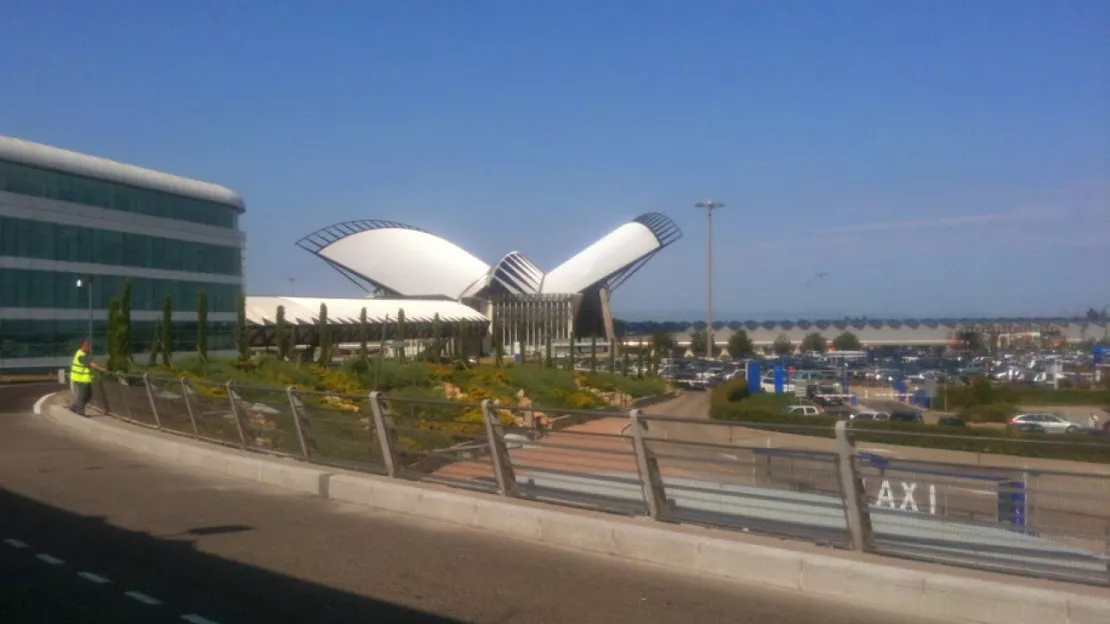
0, 391, 945, 624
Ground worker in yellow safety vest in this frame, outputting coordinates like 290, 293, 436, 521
69, 340, 106, 416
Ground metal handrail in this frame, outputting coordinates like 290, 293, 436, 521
83, 374, 1110, 587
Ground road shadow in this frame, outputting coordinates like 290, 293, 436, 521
0, 487, 464, 624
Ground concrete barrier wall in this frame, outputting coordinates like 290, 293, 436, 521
42, 403, 1110, 624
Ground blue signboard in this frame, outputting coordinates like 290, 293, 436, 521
1094, 345, 1109, 365
773, 365, 785, 394
746, 360, 761, 394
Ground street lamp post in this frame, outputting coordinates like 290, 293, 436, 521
76, 277, 93, 350
695, 200, 724, 359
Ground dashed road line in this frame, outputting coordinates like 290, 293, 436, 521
36, 553, 65, 565
182, 615, 222, 624
77, 571, 111, 584
124, 590, 162, 606
12, 536, 223, 622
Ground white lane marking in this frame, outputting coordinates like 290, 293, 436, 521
77, 571, 111, 584
3, 538, 27, 548
33, 391, 59, 415
124, 591, 162, 606
182, 615, 222, 624
36, 553, 64, 565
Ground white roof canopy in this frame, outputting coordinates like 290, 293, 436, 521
245, 296, 488, 326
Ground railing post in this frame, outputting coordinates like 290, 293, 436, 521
142, 373, 162, 429
835, 420, 874, 552
112, 372, 133, 421
369, 391, 400, 477
226, 381, 248, 448
629, 409, 669, 520
180, 377, 200, 436
482, 400, 518, 497
287, 386, 311, 458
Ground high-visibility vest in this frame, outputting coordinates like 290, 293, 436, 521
71, 349, 92, 384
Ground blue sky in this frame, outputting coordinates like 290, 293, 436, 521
3, 1, 1108, 320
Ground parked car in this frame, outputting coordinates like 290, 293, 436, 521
937, 416, 966, 427
889, 411, 925, 424
784, 405, 820, 417
849, 411, 888, 421
806, 384, 843, 407
1009, 413, 1082, 434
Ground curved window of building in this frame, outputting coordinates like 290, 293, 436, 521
0, 160, 239, 229
0, 217, 241, 275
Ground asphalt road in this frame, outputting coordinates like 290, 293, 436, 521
0, 384, 947, 624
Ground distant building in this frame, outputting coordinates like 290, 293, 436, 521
621, 318, 1110, 354
0, 136, 245, 370
245, 214, 682, 356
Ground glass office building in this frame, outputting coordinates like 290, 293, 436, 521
0, 136, 245, 370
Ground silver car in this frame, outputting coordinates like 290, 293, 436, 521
1010, 413, 1082, 434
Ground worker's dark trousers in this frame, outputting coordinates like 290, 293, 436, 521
70, 382, 92, 416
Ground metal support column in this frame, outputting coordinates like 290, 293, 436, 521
481, 400, 518, 496
629, 409, 669, 520
835, 420, 874, 552
226, 381, 248, 448
287, 386, 311, 458
142, 373, 162, 429
180, 377, 200, 435
369, 391, 401, 477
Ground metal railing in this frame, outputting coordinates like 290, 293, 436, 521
86, 373, 1110, 586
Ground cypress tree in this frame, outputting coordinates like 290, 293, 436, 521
623, 350, 631, 378
492, 319, 503, 367
378, 313, 388, 361
608, 338, 616, 373
458, 322, 468, 362
107, 298, 122, 371
196, 289, 208, 363
317, 303, 330, 366
544, 334, 553, 368
374, 314, 388, 389
589, 335, 598, 373
149, 318, 161, 367
160, 295, 173, 367
275, 305, 288, 361
396, 308, 406, 362
119, 278, 133, 364
358, 307, 369, 361
566, 330, 576, 371
236, 291, 249, 362
638, 339, 647, 379
430, 313, 442, 362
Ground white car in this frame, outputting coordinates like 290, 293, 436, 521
785, 405, 820, 416
849, 410, 889, 421
1010, 413, 1082, 434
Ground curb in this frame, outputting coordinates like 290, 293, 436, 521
42, 403, 1110, 624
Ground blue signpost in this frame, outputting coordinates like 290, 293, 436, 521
773, 365, 785, 394
997, 480, 1027, 527
746, 360, 761, 394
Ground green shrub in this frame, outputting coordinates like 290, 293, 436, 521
936, 384, 1110, 409
958, 402, 1017, 423
582, 371, 667, 398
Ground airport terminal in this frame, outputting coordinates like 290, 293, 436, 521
1, 135, 1107, 370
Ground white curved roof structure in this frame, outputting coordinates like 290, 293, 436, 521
245, 296, 488, 326
298, 212, 681, 299
0, 135, 244, 210
541, 213, 681, 294
297, 221, 490, 298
